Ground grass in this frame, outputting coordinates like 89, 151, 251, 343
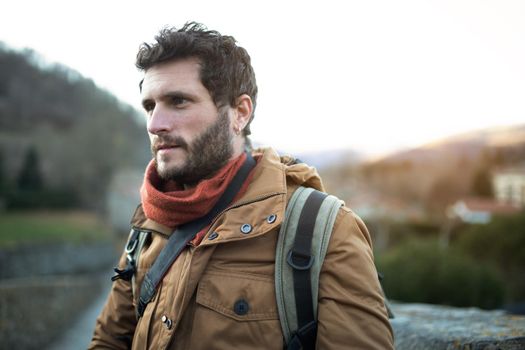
0, 210, 114, 247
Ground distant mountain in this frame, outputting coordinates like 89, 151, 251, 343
373, 124, 525, 166
320, 123, 525, 217
250, 141, 365, 170
295, 149, 364, 169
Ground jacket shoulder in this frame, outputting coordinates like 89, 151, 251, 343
317, 205, 395, 348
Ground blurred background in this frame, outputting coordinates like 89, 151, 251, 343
1, 0, 524, 348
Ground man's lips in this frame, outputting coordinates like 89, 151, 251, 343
155, 144, 180, 152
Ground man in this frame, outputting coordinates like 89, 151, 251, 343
90, 22, 394, 349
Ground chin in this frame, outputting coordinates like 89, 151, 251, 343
156, 158, 184, 179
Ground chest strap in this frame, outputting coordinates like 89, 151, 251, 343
136, 152, 256, 318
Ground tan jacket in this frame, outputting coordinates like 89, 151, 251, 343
90, 148, 394, 349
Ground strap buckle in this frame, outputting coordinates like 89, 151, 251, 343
287, 250, 314, 270
112, 229, 140, 282
286, 320, 318, 350
125, 231, 140, 254
111, 262, 135, 281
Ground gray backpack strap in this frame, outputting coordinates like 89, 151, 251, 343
275, 186, 343, 347
131, 230, 150, 298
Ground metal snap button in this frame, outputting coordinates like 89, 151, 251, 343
161, 315, 173, 329
208, 232, 219, 240
233, 299, 250, 316
240, 224, 252, 234
267, 214, 277, 224
165, 318, 172, 329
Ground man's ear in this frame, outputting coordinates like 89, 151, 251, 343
233, 94, 253, 132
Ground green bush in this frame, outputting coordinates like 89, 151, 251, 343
5, 188, 79, 210
456, 211, 525, 272
455, 211, 525, 301
387, 220, 440, 245
377, 239, 505, 309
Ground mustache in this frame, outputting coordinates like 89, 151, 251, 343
151, 135, 189, 153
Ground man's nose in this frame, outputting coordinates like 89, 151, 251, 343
147, 106, 171, 135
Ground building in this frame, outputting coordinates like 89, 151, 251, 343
493, 166, 525, 206
447, 197, 522, 224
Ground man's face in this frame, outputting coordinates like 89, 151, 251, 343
141, 58, 234, 185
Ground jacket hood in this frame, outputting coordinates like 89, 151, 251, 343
255, 148, 325, 192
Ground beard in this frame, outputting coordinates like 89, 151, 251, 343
151, 110, 234, 186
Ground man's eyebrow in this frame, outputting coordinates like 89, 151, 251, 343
162, 91, 194, 99
141, 91, 196, 107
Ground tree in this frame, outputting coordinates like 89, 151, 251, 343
17, 146, 44, 191
0, 147, 5, 193
425, 175, 465, 215
471, 166, 494, 197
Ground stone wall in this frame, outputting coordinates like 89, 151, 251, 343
391, 303, 525, 349
0, 242, 118, 349
0, 274, 106, 349
0, 241, 117, 279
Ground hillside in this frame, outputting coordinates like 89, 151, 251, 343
321, 124, 525, 217
376, 124, 525, 165
0, 43, 150, 211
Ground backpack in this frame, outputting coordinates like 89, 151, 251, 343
114, 186, 392, 350
275, 186, 342, 349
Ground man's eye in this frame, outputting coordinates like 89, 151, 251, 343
171, 96, 188, 106
143, 102, 155, 112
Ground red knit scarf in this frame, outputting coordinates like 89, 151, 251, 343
140, 153, 253, 233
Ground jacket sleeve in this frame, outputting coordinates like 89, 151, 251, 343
316, 207, 394, 349
89, 249, 138, 349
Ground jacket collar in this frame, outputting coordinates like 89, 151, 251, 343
131, 148, 288, 239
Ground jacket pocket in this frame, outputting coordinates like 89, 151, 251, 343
191, 270, 282, 349
197, 270, 278, 320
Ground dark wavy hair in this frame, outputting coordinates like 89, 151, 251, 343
136, 22, 258, 137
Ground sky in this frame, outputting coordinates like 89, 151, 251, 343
1, 0, 524, 156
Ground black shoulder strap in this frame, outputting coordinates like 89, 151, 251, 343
136, 152, 256, 318
287, 190, 327, 350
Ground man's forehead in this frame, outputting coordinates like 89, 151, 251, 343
140, 58, 203, 95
